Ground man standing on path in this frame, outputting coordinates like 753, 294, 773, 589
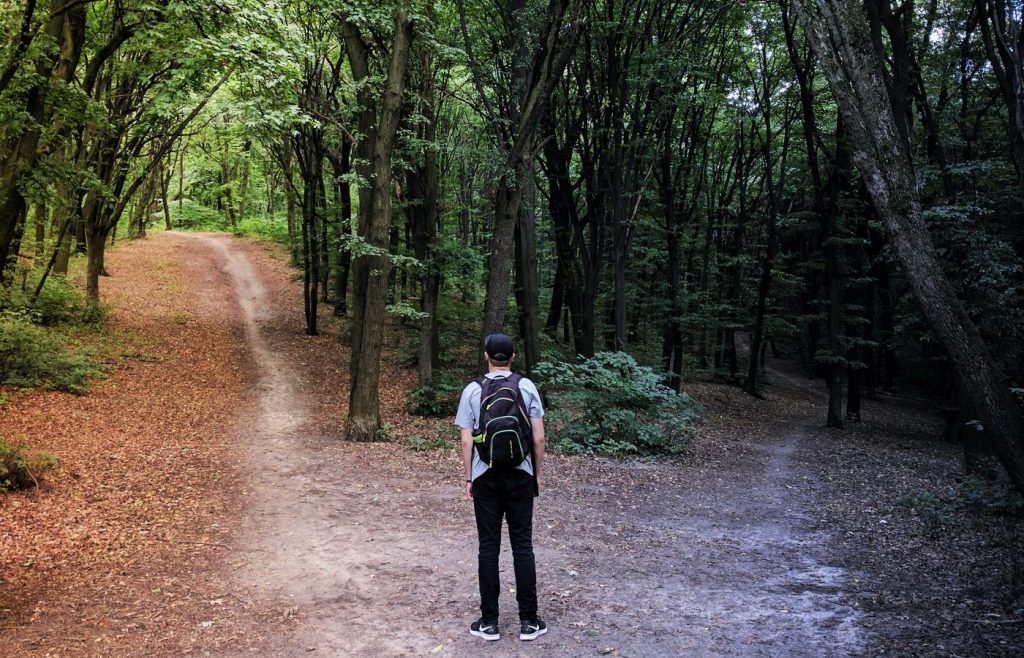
455, 333, 547, 642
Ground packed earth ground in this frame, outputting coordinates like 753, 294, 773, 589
2, 232, 1022, 657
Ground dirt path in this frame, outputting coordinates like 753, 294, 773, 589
174, 232, 865, 657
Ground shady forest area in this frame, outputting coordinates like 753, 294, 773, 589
2, 0, 1024, 656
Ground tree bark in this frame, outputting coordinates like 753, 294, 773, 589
238, 139, 252, 220
514, 167, 541, 373
334, 137, 352, 317
344, 11, 414, 442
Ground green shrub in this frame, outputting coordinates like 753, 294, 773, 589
0, 437, 58, 491
408, 369, 466, 417
234, 214, 292, 243
534, 351, 703, 456
375, 421, 400, 442
0, 310, 104, 393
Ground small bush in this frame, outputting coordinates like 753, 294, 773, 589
27, 274, 83, 324
0, 437, 58, 491
534, 351, 703, 456
0, 310, 104, 392
408, 369, 466, 417
375, 421, 400, 442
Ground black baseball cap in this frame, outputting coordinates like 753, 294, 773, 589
484, 333, 514, 361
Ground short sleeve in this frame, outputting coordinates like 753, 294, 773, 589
518, 377, 544, 418
455, 382, 481, 429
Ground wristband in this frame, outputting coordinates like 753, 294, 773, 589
465, 479, 472, 483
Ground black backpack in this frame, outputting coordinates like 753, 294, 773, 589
475, 373, 533, 470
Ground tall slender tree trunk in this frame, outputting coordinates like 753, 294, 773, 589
34, 203, 45, 256
283, 135, 298, 265
159, 161, 173, 230
345, 11, 414, 442
334, 138, 352, 317
238, 139, 252, 221
514, 168, 541, 373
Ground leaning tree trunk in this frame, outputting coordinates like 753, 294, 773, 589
794, 0, 1024, 491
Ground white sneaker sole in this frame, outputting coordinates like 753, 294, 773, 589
520, 627, 547, 641
470, 630, 500, 641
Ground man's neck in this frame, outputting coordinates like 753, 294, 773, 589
487, 366, 512, 375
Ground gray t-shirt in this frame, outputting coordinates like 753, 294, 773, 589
455, 371, 544, 481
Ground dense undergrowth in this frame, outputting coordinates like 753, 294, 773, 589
0, 271, 106, 393
535, 352, 703, 455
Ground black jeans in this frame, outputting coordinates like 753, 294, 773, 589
472, 468, 537, 624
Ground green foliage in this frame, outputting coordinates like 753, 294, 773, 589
0, 438, 58, 491
375, 421, 400, 442
534, 352, 702, 456
0, 272, 95, 326
437, 236, 484, 302
408, 369, 465, 417
387, 301, 429, 322
234, 214, 291, 242
0, 311, 104, 393
171, 200, 226, 231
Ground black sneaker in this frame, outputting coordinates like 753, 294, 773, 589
519, 619, 547, 640
470, 619, 500, 641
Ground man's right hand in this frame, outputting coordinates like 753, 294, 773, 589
466, 481, 473, 500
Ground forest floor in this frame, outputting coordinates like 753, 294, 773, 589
2, 231, 1023, 657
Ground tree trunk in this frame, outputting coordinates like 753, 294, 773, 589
514, 167, 541, 373
462, 0, 586, 357
85, 222, 107, 301
334, 138, 352, 317
283, 133, 298, 265
409, 42, 442, 385
159, 161, 173, 230
238, 139, 252, 221
794, 0, 1024, 491
220, 140, 236, 230
345, 11, 414, 442
34, 203, 45, 256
